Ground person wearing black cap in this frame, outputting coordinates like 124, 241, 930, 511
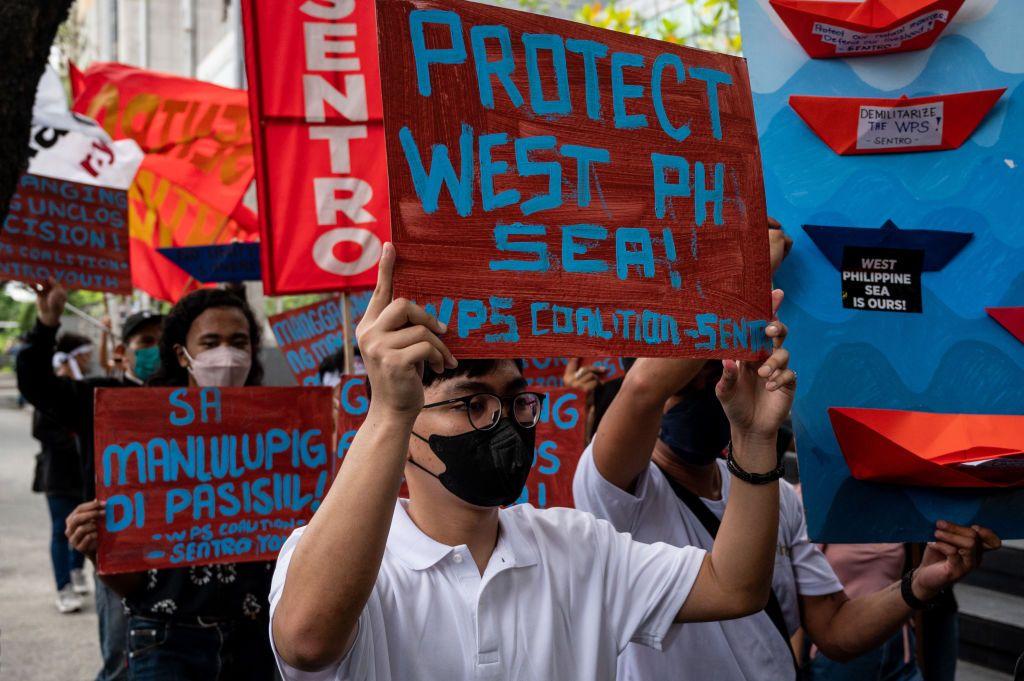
17, 278, 164, 681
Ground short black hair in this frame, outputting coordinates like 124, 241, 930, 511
149, 288, 264, 387
365, 359, 525, 402
56, 332, 91, 354
318, 350, 345, 380
421, 359, 525, 387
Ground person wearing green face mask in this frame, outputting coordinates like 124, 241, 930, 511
114, 311, 165, 384
17, 279, 164, 681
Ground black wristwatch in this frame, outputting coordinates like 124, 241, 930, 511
726, 441, 785, 485
901, 568, 940, 610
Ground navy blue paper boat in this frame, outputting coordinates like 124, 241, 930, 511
157, 242, 261, 283
802, 220, 972, 271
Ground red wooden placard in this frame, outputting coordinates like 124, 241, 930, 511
522, 357, 626, 388
1, 174, 131, 294
241, 0, 390, 295
377, 0, 771, 359
94, 387, 335, 574
269, 298, 346, 386
518, 387, 588, 508
335, 376, 585, 508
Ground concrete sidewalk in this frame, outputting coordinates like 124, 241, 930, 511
0, 405, 102, 680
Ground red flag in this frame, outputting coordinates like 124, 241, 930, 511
241, 0, 388, 295
72, 63, 257, 301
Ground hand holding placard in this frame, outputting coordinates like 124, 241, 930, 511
355, 243, 457, 417
715, 289, 795, 466
35, 278, 68, 328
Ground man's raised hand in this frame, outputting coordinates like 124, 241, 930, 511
36, 278, 68, 328
716, 289, 795, 445
355, 243, 457, 417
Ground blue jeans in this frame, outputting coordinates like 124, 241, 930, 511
127, 616, 275, 681
46, 494, 85, 590
96, 576, 129, 681
808, 628, 923, 681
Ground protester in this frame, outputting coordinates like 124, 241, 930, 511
572, 351, 1001, 681
268, 243, 792, 680
66, 287, 275, 681
318, 350, 345, 387
807, 543, 920, 680
31, 343, 88, 612
53, 332, 94, 380
18, 280, 164, 681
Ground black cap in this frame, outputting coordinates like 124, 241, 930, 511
122, 311, 164, 341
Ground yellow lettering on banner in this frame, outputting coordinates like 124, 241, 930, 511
83, 83, 123, 138
81, 84, 252, 190
221, 143, 254, 186
128, 169, 160, 244
218, 105, 250, 145
129, 168, 237, 249
124, 94, 161, 141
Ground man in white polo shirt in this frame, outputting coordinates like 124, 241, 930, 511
268, 243, 798, 681
573, 351, 1001, 681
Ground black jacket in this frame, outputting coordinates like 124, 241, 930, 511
17, 320, 134, 499
32, 408, 84, 497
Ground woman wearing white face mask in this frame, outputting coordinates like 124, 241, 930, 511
68, 288, 276, 681
149, 287, 264, 389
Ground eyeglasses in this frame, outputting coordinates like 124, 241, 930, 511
422, 391, 546, 431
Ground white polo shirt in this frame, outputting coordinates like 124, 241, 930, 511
270, 499, 706, 681
573, 442, 843, 681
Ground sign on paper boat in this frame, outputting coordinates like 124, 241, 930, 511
770, 0, 966, 58
829, 407, 1024, 488
789, 89, 1004, 155
803, 220, 972, 272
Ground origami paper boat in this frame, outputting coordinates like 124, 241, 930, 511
803, 220, 972, 271
789, 89, 1004, 155
770, 0, 966, 59
157, 242, 261, 283
987, 307, 1024, 345
829, 407, 1024, 488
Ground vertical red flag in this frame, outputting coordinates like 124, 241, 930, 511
241, 0, 389, 295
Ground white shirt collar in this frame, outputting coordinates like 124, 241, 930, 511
388, 500, 538, 571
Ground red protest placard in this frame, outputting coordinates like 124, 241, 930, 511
523, 357, 626, 388
94, 387, 335, 574
241, 0, 389, 295
337, 375, 370, 473
335, 376, 586, 508
269, 298, 346, 386
377, 0, 771, 360
517, 387, 588, 508
1, 174, 131, 294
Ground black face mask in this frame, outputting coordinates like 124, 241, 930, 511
659, 385, 731, 466
411, 418, 535, 507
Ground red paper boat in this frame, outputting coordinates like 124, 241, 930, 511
770, 0, 966, 59
987, 307, 1024, 345
829, 407, 1024, 488
790, 89, 1004, 155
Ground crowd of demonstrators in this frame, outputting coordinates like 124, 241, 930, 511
18, 281, 165, 681
65, 288, 277, 681
572, 343, 998, 681
268, 243, 796, 680
13, 228, 1002, 681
